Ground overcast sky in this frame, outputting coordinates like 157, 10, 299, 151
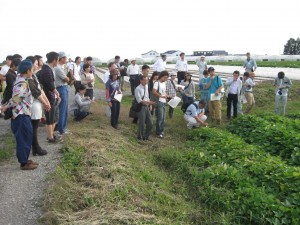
0, 0, 299, 61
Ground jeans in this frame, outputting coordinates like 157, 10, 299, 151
275, 95, 288, 115
168, 106, 174, 119
227, 93, 238, 118
138, 105, 153, 139
57, 86, 68, 134
74, 109, 90, 121
156, 101, 166, 135
111, 100, 120, 127
200, 91, 209, 112
129, 75, 138, 95
11, 115, 33, 165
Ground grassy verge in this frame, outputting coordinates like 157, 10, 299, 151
0, 133, 15, 162
41, 80, 300, 224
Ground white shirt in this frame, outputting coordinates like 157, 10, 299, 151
153, 81, 166, 103
127, 64, 140, 75
68, 63, 81, 81
0, 65, 10, 76
153, 58, 166, 72
175, 59, 188, 72
104, 71, 110, 84
229, 80, 239, 94
135, 84, 150, 103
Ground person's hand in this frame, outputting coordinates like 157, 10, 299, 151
44, 102, 51, 112
149, 101, 155, 105
215, 90, 219, 96
0, 105, 8, 112
203, 122, 208, 127
108, 102, 112, 108
149, 105, 152, 111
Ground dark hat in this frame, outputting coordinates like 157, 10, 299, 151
18, 59, 32, 74
207, 67, 215, 72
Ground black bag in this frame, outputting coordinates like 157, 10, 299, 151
129, 86, 146, 118
4, 107, 13, 120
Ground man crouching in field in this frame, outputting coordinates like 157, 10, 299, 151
184, 100, 208, 129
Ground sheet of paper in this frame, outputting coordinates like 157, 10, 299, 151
167, 96, 181, 108
114, 93, 123, 102
175, 84, 185, 89
210, 93, 224, 101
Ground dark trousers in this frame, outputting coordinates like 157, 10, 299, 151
177, 71, 186, 84
11, 115, 33, 165
111, 101, 120, 127
31, 119, 41, 151
137, 105, 153, 139
85, 89, 93, 99
168, 106, 174, 119
74, 81, 81, 94
74, 109, 90, 121
129, 75, 138, 95
227, 93, 238, 118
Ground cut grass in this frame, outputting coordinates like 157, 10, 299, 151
41, 79, 300, 224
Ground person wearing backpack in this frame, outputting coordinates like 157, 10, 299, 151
205, 67, 223, 125
179, 72, 195, 104
184, 100, 208, 129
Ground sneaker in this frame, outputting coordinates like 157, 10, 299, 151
61, 130, 72, 135
157, 134, 164, 139
21, 163, 38, 170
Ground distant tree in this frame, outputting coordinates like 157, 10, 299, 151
284, 38, 300, 55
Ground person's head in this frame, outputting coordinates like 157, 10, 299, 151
124, 59, 129, 64
109, 68, 119, 80
203, 69, 209, 77
86, 56, 93, 65
142, 64, 150, 76
5, 55, 12, 66
161, 54, 167, 61
246, 52, 251, 59
180, 52, 185, 60
34, 55, 43, 68
83, 63, 91, 73
10, 58, 21, 71
25, 56, 38, 73
68, 58, 72, 63
114, 55, 120, 63
131, 59, 136, 65
199, 99, 206, 109
18, 59, 33, 78
79, 84, 86, 94
58, 52, 68, 65
46, 51, 59, 67
170, 72, 176, 80
150, 71, 159, 81
278, 71, 285, 79
83, 57, 87, 63
233, 70, 240, 80
108, 62, 117, 71
243, 71, 250, 80
12, 54, 23, 61
158, 70, 169, 82
200, 55, 205, 61
140, 75, 148, 86
184, 72, 192, 82
75, 56, 81, 65
207, 67, 215, 76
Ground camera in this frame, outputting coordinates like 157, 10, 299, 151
278, 90, 282, 95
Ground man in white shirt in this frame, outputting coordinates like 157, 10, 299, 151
184, 100, 208, 129
175, 53, 188, 84
135, 76, 155, 140
152, 70, 170, 139
226, 71, 242, 119
153, 55, 167, 73
196, 55, 208, 80
69, 56, 81, 94
127, 59, 140, 95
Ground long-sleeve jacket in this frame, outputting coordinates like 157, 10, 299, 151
69, 93, 91, 114
1, 69, 17, 104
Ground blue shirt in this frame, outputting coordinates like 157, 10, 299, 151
199, 77, 209, 93
207, 75, 223, 99
105, 79, 120, 101
185, 101, 205, 117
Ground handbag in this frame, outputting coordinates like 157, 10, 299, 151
129, 86, 146, 117
4, 107, 13, 120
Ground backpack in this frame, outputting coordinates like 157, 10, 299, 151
181, 101, 198, 113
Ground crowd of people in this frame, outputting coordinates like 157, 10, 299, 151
0, 52, 293, 170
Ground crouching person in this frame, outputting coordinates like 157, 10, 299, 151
184, 100, 208, 129
70, 84, 92, 121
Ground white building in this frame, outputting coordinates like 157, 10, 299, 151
141, 50, 160, 58
161, 50, 183, 57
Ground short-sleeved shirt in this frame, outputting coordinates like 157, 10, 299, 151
153, 81, 166, 103
54, 65, 68, 87
105, 79, 120, 102
207, 75, 223, 99
0, 65, 9, 76
186, 101, 205, 117
69, 63, 81, 81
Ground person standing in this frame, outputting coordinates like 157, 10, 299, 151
153, 70, 170, 138
175, 52, 188, 84
0, 55, 13, 107
243, 52, 257, 72
106, 68, 122, 129
205, 67, 223, 125
104, 62, 118, 84
274, 71, 292, 115
226, 71, 242, 119
69, 56, 81, 94
39, 52, 61, 143
86, 56, 96, 74
148, 71, 159, 116
179, 73, 195, 103
199, 70, 210, 113
80, 63, 95, 99
54, 52, 70, 135
127, 59, 140, 95
135, 76, 155, 140
196, 55, 208, 81
153, 54, 167, 73
120, 58, 129, 91
1, 60, 39, 170
166, 72, 177, 118
243, 72, 256, 114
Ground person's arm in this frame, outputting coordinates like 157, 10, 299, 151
105, 82, 113, 107
194, 115, 208, 126
253, 59, 257, 71
75, 94, 91, 107
1, 75, 14, 104
215, 76, 224, 95
226, 78, 233, 86
28, 79, 42, 99
175, 60, 179, 71
185, 61, 188, 72
152, 82, 165, 99
152, 61, 158, 71
0, 74, 5, 81
205, 77, 213, 89
285, 78, 292, 89
80, 73, 88, 85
